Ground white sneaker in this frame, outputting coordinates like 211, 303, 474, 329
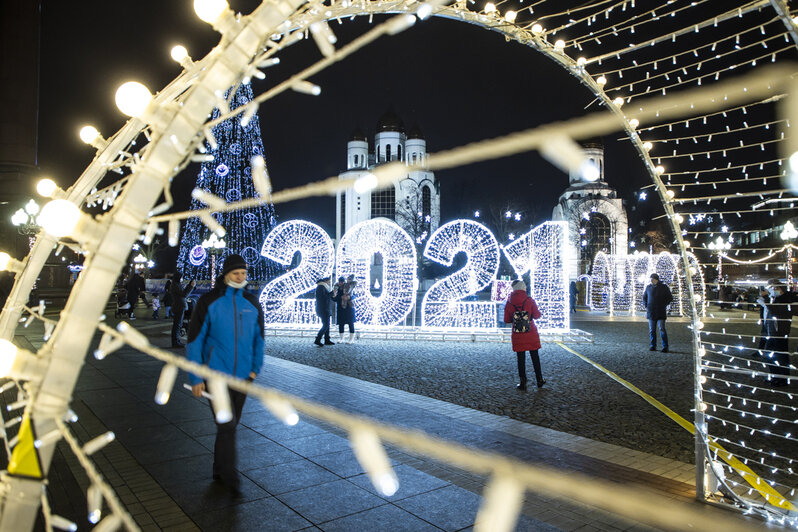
348, 333, 355, 343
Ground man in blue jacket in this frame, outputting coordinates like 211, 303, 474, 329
186, 254, 264, 491
642, 273, 673, 352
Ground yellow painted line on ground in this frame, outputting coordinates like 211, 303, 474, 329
556, 341, 795, 511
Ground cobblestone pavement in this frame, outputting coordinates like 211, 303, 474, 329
267, 315, 699, 463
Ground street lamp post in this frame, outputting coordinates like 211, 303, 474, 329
708, 236, 731, 307
780, 221, 797, 291
201, 233, 226, 286
11, 199, 41, 251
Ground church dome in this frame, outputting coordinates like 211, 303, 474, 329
581, 137, 604, 150
349, 127, 367, 141
377, 108, 405, 133
407, 123, 424, 140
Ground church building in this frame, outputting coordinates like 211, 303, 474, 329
336, 110, 440, 242
551, 140, 628, 277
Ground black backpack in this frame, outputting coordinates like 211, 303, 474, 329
511, 298, 531, 333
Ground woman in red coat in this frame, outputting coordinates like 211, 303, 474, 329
503, 279, 546, 390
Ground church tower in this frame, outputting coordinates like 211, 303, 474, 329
551, 139, 628, 278
336, 110, 440, 242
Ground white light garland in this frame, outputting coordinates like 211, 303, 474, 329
336, 219, 417, 327
421, 220, 500, 330
502, 221, 569, 331
259, 220, 334, 325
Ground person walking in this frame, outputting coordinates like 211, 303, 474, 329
170, 272, 194, 348
186, 254, 264, 492
162, 279, 174, 318
642, 273, 673, 352
503, 279, 545, 390
333, 274, 357, 343
314, 277, 334, 347
757, 279, 797, 386
125, 271, 140, 320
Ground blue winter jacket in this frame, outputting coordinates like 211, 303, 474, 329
186, 281, 265, 386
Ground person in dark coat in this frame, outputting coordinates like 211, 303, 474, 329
642, 273, 673, 352
314, 277, 334, 347
162, 279, 174, 318
757, 279, 797, 386
125, 272, 141, 320
332, 275, 357, 343
503, 279, 545, 390
569, 281, 579, 313
170, 272, 195, 348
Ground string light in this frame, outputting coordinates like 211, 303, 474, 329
421, 220, 500, 329
259, 220, 334, 326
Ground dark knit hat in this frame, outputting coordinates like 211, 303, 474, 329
222, 254, 248, 276
650, 273, 660, 280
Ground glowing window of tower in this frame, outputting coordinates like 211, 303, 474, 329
580, 212, 612, 263
371, 186, 395, 220
385, 144, 391, 162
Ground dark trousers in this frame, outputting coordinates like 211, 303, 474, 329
208, 387, 247, 486
338, 320, 355, 334
171, 304, 185, 345
316, 314, 331, 342
648, 319, 668, 349
516, 350, 543, 383
764, 337, 791, 382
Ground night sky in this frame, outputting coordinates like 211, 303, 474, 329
37, 1, 655, 248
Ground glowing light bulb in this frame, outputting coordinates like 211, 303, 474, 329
643, 141, 653, 151
0, 339, 19, 378
596, 75, 607, 86
613, 97, 624, 107
170, 45, 189, 63
554, 39, 565, 51
114, 82, 152, 117
531, 23, 543, 34
655, 165, 665, 174
11, 210, 26, 226
504, 10, 516, 22
37, 178, 57, 198
353, 173, 378, 194
37, 199, 81, 238
484, 3, 496, 14
193, 0, 229, 23
576, 57, 586, 66
24, 199, 39, 216
580, 159, 600, 182
628, 118, 639, 128
79, 125, 100, 145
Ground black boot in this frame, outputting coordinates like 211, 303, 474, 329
530, 350, 545, 388
516, 352, 527, 390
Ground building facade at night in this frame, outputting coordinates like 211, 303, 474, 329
336, 110, 441, 243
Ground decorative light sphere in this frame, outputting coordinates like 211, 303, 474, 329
170, 45, 188, 62
484, 2, 496, 14
613, 97, 624, 107
37, 199, 81, 238
0, 339, 18, 378
24, 199, 40, 216
114, 81, 153, 117
596, 75, 607, 86
531, 23, 543, 34
79, 125, 100, 145
628, 118, 639, 128
37, 178, 57, 198
193, 0, 229, 23
643, 141, 653, 151
554, 39, 566, 51
655, 165, 666, 174
665, 189, 675, 199
11, 210, 27, 227
504, 10, 516, 23
576, 57, 587, 66
0, 252, 11, 271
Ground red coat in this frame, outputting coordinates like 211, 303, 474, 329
503, 290, 542, 352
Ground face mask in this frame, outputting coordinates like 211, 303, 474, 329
227, 279, 248, 289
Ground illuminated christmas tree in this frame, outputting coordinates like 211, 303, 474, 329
176, 83, 278, 282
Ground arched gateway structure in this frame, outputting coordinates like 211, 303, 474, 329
0, 0, 796, 528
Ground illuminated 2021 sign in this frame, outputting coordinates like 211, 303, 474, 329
258, 218, 569, 330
